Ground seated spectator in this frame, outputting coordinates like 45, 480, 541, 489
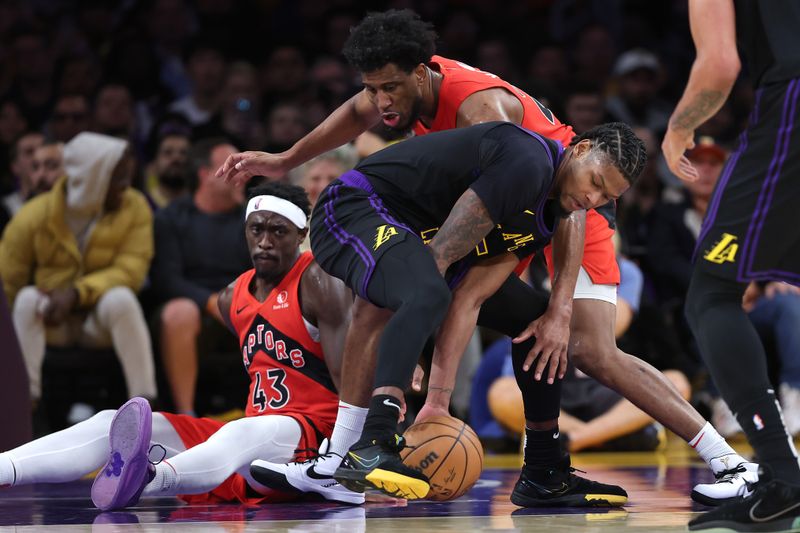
562, 82, 607, 135
606, 49, 672, 133
473, 247, 690, 452
28, 141, 64, 197
1, 131, 45, 229
647, 137, 800, 436
47, 93, 91, 143
288, 146, 357, 208
149, 138, 250, 415
143, 132, 191, 210
92, 83, 135, 141
0, 132, 157, 406
169, 40, 227, 128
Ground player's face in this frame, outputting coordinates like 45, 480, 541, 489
555, 140, 629, 212
361, 63, 424, 133
246, 211, 306, 280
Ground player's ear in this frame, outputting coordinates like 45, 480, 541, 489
414, 63, 426, 85
297, 227, 308, 245
572, 138, 592, 158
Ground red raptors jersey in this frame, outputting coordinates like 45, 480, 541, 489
412, 55, 575, 146
413, 55, 618, 284
229, 251, 338, 425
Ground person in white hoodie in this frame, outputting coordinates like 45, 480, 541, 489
0, 132, 157, 405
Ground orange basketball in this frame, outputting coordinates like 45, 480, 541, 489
400, 415, 484, 501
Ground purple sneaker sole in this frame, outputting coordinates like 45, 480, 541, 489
91, 397, 153, 511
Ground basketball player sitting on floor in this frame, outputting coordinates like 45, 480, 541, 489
0, 182, 364, 509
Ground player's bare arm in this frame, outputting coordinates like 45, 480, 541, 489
216, 91, 381, 184
663, 0, 740, 182
300, 261, 352, 391
427, 189, 495, 275
418, 252, 520, 421
216, 281, 237, 334
455, 87, 524, 128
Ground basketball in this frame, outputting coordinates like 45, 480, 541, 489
400, 415, 484, 501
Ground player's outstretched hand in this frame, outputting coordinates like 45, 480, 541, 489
512, 310, 569, 384
662, 127, 699, 182
215, 151, 291, 185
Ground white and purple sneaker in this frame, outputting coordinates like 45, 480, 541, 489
91, 398, 155, 511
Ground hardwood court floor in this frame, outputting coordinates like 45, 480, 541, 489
0, 436, 772, 532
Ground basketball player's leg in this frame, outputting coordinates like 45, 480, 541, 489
155, 297, 202, 414
478, 275, 628, 507
143, 415, 302, 498
686, 268, 800, 485
0, 410, 185, 487
335, 240, 451, 498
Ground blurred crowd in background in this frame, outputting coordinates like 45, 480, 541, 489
1, 0, 798, 451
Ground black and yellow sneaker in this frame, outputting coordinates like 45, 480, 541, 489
333, 433, 430, 500
688, 476, 800, 532
511, 455, 628, 507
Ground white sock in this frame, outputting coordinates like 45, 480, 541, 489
0, 454, 17, 486
689, 421, 742, 471
141, 460, 178, 497
315, 401, 368, 476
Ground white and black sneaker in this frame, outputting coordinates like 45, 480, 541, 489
692, 456, 759, 506
250, 439, 365, 505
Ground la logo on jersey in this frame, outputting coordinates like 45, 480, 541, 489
273, 290, 289, 311
374, 224, 398, 250
704, 233, 739, 264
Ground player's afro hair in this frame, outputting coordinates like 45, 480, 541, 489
570, 122, 648, 184
248, 182, 312, 218
343, 9, 437, 73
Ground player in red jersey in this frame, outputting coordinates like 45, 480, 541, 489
218, 10, 751, 505
0, 182, 363, 509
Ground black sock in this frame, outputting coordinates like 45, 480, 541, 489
523, 426, 563, 468
360, 395, 402, 442
732, 389, 800, 485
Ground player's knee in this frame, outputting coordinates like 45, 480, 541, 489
409, 276, 451, 323
161, 298, 202, 332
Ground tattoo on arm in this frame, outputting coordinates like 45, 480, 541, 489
428, 189, 494, 272
672, 89, 725, 131
428, 386, 454, 394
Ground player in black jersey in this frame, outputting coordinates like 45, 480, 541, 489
663, 0, 800, 530
311, 121, 645, 499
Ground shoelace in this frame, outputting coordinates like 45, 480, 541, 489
292, 446, 343, 465
714, 464, 748, 483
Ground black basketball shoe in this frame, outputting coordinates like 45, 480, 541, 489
688, 475, 800, 532
333, 432, 430, 500
511, 454, 628, 507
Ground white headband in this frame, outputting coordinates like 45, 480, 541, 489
245, 195, 307, 229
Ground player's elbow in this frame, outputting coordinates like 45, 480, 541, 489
697, 51, 740, 88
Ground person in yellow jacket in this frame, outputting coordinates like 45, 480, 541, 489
0, 132, 157, 404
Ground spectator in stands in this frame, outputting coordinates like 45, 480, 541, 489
48, 94, 91, 143
28, 141, 64, 198
6, 28, 55, 129
607, 49, 672, 133
0, 132, 157, 405
263, 102, 309, 157
288, 146, 357, 209
218, 62, 265, 150
169, 40, 227, 128
562, 82, 607, 135
143, 132, 191, 210
2, 131, 45, 221
149, 138, 249, 415
476, 238, 691, 452
92, 83, 135, 140
647, 137, 800, 437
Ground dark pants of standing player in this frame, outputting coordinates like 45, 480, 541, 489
686, 269, 800, 485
